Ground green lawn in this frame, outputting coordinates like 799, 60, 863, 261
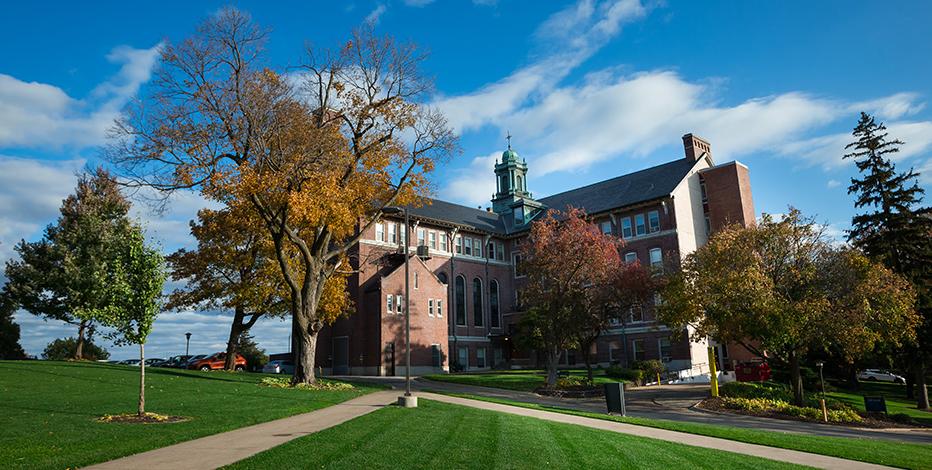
433, 392, 932, 470
423, 369, 620, 392
826, 381, 932, 426
225, 399, 803, 470
0, 360, 378, 469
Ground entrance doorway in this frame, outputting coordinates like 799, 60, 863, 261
333, 336, 349, 375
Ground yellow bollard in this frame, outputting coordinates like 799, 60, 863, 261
820, 399, 828, 422
708, 346, 719, 397
656, 372, 661, 386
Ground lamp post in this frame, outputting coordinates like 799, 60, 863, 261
816, 361, 827, 422
383, 206, 416, 408
185, 332, 192, 356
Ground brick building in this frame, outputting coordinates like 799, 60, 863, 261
316, 133, 755, 378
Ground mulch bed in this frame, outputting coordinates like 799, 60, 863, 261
697, 397, 922, 429
535, 386, 605, 399
97, 413, 189, 424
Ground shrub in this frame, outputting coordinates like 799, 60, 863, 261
555, 376, 591, 389
259, 376, 354, 391
720, 381, 792, 401
42, 337, 110, 361
605, 366, 643, 384
720, 397, 862, 424
631, 360, 664, 379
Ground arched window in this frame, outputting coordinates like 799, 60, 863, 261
437, 272, 448, 284
455, 276, 466, 326
489, 280, 500, 328
516, 175, 523, 192
473, 278, 483, 326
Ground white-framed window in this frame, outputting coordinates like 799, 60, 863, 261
649, 248, 662, 268
629, 304, 644, 323
497, 242, 505, 261
414, 272, 419, 289
609, 343, 623, 364
653, 293, 663, 306
700, 179, 708, 202
632, 338, 646, 361
395, 294, 403, 314
635, 214, 646, 236
621, 217, 633, 238
455, 235, 463, 254
429, 231, 437, 249
648, 210, 660, 233
437, 299, 443, 317
464, 237, 472, 256
440, 233, 448, 252
428, 298, 434, 317
625, 252, 638, 264
473, 238, 482, 258
417, 228, 426, 246
458, 347, 468, 370
388, 222, 397, 244
704, 216, 712, 235
386, 294, 393, 313
375, 222, 385, 242
600, 220, 612, 235
513, 253, 525, 277
659, 337, 672, 363
487, 241, 496, 260
477, 347, 487, 368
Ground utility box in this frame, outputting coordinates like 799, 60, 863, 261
604, 382, 626, 415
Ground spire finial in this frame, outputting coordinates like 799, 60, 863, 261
506, 131, 512, 150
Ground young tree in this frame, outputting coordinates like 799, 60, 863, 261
844, 112, 932, 409
42, 337, 110, 361
2, 168, 133, 359
517, 207, 622, 388
234, 331, 268, 371
659, 209, 918, 405
107, 9, 455, 384
99, 228, 165, 416
167, 208, 288, 370
0, 295, 26, 360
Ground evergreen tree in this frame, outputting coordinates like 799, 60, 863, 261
844, 112, 932, 410
0, 295, 26, 359
234, 331, 268, 371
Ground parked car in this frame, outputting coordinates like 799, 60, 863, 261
144, 358, 165, 367
181, 354, 207, 368
262, 360, 295, 375
858, 369, 905, 384
735, 360, 772, 382
157, 355, 193, 368
188, 352, 247, 371
118, 359, 140, 366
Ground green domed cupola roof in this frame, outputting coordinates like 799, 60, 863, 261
502, 148, 519, 162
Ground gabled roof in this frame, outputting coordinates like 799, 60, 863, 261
537, 158, 697, 216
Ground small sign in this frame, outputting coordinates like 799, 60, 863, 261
863, 396, 887, 414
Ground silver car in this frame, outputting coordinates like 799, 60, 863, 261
857, 369, 905, 384
262, 360, 295, 375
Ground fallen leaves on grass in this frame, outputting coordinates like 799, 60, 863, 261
259, 376, 355, 391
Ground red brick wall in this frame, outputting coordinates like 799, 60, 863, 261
701, 162, 755, 231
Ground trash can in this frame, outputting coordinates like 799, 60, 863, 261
604, 382, 626, 415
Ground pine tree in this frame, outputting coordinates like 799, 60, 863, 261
844, 112, 932, 410
0, 295, 26, 360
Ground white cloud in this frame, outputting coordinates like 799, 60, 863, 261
445, 151, 501, 207
403, 0, 434, 6
827, 179, 841, 188
365, 4, 387, 24
781, 120, 932, 169
0, 43, 161, 149
849, 92, 925, 120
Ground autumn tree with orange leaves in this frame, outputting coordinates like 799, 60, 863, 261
517, 207, 647, 388
108, 9, 456, 383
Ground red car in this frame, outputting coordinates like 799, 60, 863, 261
735, 360, 771, 382
188, 352, 247, 371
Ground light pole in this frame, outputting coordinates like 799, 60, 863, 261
185, 332, 192, 356
816, 361, 827, 422
383, 206, 417, 408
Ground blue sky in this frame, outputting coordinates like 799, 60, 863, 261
2, 0, 931, 359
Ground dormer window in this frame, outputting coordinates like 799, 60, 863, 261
514, 206, 524, 225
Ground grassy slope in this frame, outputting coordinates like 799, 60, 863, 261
435, 392, 932, 470
423, 369, 619, 392
826, 381, 932, 426
0, 361, 378, 469
225, 399, 803, 470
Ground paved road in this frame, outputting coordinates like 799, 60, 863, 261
333, 375, 932, 445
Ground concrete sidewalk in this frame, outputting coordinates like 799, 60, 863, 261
420, 392, 893, 470
84, 390, 399, 470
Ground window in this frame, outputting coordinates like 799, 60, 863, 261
429, 231, 437, 249
473, 278, 483, 326
609, 344, 623, 364
414, 272, 419, 289
455, 276, 466, 325
496, 242, 505, 261
396, 294, 403, 314
487, 241, 495, 260
477, 348, 487, 368
624, 252, 638, 264
632, 339, 646, 361
659, 337, 672, 362
514, 206, 524, 225
386, 294, 393, 313
437, 299, 443, 317
489, 280, 500, 328
428, 298, 434, 317
440, 232, 448, 251
513, 253, 525, 277
704, 216, 711, 235
629, 304, 644, 323
700, 180, 708, 202
438, 272, 448, 284
648, 210, 660, 233
621, 217, 633, 238
375, 223, 385, 242
464, 237, 472, 256
653, 293, 663, 306
473, 237, 482, 258
417, 228, 426, 246
649, 248, 662, 268
516, 175, 523, 191
600, 220, 612, 235
455, 235, 463, 254
635, 214, 646, 236
431, 345, 442, 367
388, 223, 397, 244
458, 347, 468, 370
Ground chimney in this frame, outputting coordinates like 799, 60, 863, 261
683, 133, 712, 162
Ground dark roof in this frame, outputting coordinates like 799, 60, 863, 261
537, 158, 696, 216
404, 157, 697, 235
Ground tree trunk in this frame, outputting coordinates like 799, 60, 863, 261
545, 348, 560, 389
847, 364, 860, 390
292, 322, 319, 385
138, 343, 146, 416
917, 360, 930, 410
905, 365, 915, 399
75, 321, 87, 360
789, 350, 805, 406
225, 306, 244, 371
585, 350, 594, 384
